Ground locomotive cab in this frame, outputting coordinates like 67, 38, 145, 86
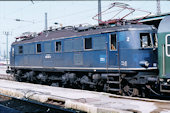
109, 24, 158, 96
108, 24, 158, 73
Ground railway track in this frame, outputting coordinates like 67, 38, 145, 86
0, 72, 170, 112
0, 79, 168, 112
0, 92, 85, 113
0, 69, 85, 113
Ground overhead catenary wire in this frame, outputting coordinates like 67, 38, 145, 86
1, 2, 120, 33
0, 1, 157, 38
2, 4, 102, 33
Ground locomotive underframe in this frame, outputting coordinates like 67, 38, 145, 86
10, 67, 159, 97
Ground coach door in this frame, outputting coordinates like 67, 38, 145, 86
109, 33, 119, 68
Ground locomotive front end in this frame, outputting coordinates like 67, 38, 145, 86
115, 24, 158, 96
117, 25, 158, 72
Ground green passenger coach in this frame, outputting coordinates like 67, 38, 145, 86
158, 15, 170, 93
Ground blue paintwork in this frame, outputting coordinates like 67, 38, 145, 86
10, 25, 157, 72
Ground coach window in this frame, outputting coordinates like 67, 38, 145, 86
85, 37, 92, 50
166, 35, 170, 57
140, 33, 152, 48
56, 41, 61, 52
110, 34, 117, 50
18, 46, 23, 54
36, 44, 41, 53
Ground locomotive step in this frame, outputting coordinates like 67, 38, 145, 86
108, 88, 120, 92
107, 81, 120, 84
107, 74, 120, 77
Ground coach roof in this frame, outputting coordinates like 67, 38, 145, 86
158, 16, 170, 33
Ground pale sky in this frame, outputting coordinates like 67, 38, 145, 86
0, 1, 170, 56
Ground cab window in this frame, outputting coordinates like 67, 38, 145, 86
153, 33, 158, 48
140, 33, 152, 48
166, 35, 170, 56
110, 34, 117, 50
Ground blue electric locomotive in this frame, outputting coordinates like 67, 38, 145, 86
9, 23, 158, 96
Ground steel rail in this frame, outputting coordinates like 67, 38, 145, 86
0, 92, 86, 113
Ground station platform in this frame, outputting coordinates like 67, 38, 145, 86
0, 79, 169, 113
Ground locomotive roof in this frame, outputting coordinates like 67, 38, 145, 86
12, 24, 155, 45
158, 15, 170, 33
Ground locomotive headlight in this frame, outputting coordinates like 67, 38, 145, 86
167, 79, 170, 83
159, 78, 164, 82
153, 63, 157, 67
139, 61, 149, 68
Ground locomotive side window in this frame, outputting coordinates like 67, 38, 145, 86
36, 44, 41, 53
110, 34, 117, 50
85, 38, 92, 50
140, 33, 152, 48
18, 46, 23, 54
56, 41, 61, 52
166, 35, 170, 56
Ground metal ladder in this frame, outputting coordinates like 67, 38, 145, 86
106, 73, 121, 93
